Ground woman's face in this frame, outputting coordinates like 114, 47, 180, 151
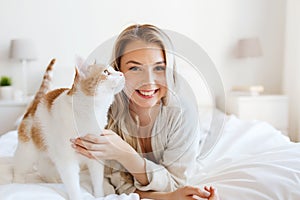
120, 40, 167, 109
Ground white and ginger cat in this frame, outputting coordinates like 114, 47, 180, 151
13, 58, 124, 200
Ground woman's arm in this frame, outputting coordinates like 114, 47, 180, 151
71, 108, 201, 192
117, 147, 149, 185
132, 108, 201, 192
71, 129, 149, 185
71, 129, 221, 200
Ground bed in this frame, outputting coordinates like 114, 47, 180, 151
0, 107, 299, 200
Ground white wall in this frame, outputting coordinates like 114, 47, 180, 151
0, 0, 286, 103
283, 0, 300, 141
215, 0, 286, 96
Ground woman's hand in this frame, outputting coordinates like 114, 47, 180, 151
168, 186, 219, 200
204, 186, 219, 200
71, 130, 149, 185
70, 129, 135, 161
168, 186, 210, 200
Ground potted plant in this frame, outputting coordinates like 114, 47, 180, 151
0, 76, 13, 100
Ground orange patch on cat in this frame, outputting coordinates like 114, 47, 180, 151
44, 88, 68, 111
31, 125, 47, 150
22, 58, 56, 119
80, 65, 108, 96
18, 120, 30, 142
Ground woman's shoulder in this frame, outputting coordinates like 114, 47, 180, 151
161, 104, 199, 127
160, 105, 182, 121
163, 101, 198, 118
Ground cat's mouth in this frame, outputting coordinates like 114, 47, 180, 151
136, 89, 159, 98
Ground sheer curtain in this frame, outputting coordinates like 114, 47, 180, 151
283, 0, 300, 142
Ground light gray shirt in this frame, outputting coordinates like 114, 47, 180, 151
105, 103, 201, 194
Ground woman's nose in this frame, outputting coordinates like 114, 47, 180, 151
143, 69, 155, 84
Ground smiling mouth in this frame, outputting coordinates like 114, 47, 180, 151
136, 89, 159, 98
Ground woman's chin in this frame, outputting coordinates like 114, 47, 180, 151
131, 99, 160, 109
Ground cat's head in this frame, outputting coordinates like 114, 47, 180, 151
73, 58, 125, 96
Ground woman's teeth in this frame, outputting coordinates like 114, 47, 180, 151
138, 90, 156, 96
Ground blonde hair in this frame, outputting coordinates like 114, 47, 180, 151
107, 24, 176, 150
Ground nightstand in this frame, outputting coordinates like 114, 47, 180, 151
0, 98, 31, 135
227, 94, 289, 135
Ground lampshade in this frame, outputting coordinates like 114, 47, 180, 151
237, 37, 263, 58
10, 39, 37, 61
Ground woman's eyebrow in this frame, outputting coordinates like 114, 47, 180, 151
125, 60, 166, 65
154, 61, 166, 65
125, 60, 142, 65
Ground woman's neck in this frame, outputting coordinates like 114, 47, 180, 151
129, 103, 161, 127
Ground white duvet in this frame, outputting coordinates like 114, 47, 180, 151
0, 132, 139, 200
0, 112, 300, 200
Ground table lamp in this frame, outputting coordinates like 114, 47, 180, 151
237, 37, 263, 58
10, 39, 37, 97
233, 37, 264, 95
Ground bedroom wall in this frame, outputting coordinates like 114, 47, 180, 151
0, 0, 286, 105
283, 0, 300, 141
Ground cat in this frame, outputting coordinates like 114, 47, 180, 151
13, 58, 125, 200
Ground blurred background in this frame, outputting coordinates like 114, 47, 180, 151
0, 0, 299, 141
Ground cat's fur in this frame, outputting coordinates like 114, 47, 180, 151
13, 58, 125, 200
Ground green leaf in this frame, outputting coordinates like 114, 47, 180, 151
0, 76, 12, 86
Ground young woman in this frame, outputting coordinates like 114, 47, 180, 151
71, 24, 219, 200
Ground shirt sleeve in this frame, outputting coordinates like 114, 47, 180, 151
104, 162, 136, 195
134, 107, 201, 192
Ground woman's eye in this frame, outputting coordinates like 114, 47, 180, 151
103, 69, 110, 75
154, 66, 166, 71
129, 66, 140, 71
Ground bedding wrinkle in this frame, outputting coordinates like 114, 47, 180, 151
1, 110, 300, 199
191, 114, 300, 200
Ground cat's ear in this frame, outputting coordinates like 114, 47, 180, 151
75, 55, 89, 77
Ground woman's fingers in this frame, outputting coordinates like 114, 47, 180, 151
70, 135, 105, 151
183, 186, 210, 198
170, 186, 211, 200
71, 140, 108, 159
204, 186, 210, 192
73, 129, 117, 145
79, 133, 107, 144
70, 130, 126, 160
71, 143, 93, 159
204, 186, 219, 200
208, 186, 219, 200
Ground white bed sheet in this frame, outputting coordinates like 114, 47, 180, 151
192, 113, 300, 200
0, 111, 300, 200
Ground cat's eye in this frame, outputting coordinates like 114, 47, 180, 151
103, 69, 110, 75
